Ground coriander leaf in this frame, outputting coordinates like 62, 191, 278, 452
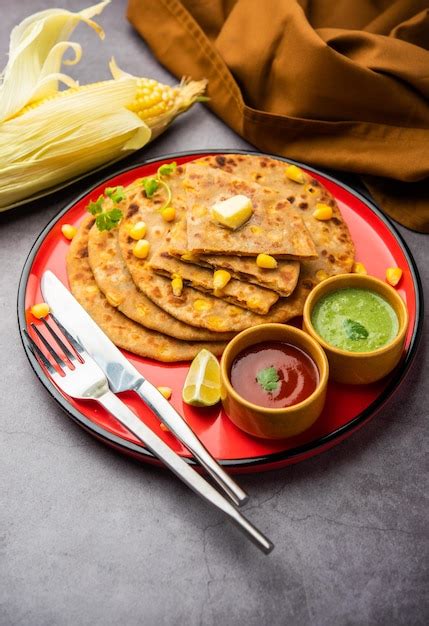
343, 318, 369, 340
87, 195, 104, 215
95, 208, 123, 232
256, 366, 279, 393
142, 177, 159, 198
158, 161, 177, 177
105, 185, 125, 203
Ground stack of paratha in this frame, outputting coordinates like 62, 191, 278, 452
66, 154, 355, 362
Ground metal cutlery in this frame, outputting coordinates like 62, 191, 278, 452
41, 270, 248, 508
24, 315, 273, 554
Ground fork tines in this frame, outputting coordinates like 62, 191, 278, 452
24, 314, 85, 374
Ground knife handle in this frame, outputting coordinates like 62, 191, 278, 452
97, 390, 273, 554
135, 379, 248, 507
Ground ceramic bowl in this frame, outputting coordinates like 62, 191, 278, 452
220, 323, 329, 440
302, 274, 409, 384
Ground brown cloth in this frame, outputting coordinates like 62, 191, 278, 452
127, 0, 429, 233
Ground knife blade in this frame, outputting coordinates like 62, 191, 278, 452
41, 270, 248, 506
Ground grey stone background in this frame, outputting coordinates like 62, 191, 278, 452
0, 1, 427, 624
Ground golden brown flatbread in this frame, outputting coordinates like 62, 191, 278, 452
87, 218, 233, 342
184, 163, 317, 259
150, 221, 280, 314
165, 217, 300, 297
67, 215, 227, 361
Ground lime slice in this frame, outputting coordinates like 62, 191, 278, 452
182, 349, 221, 407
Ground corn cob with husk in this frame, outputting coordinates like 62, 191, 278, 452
0, 1, 207, 210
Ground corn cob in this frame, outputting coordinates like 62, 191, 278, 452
0, 2, 207, 210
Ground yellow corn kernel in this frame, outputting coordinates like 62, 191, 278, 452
213, 270, 231, 292
353, 262, 367, 275
31, 303, 50, 319
85, 285, 99, 295
171, 274, 183, 297
106, 293, 122, 307
157, 386, 172, 400
129, 221, 147, 240
161, 206, 176, 222
207, 315, 225, 330
250, 225, 263, 235
246, 296, 262, 310
313, 203, 333, 221
133, 239, 150, 259
182, 180, 195, 190
386, 267, 402, 287
316, 269, 329, 282
136, 305, 148, 316
193, 299, 212, 312
181, 252, 200, 263
160, 422, 170, 432
256, 253, 278, 269
61, 224, 77, 240
285, 164, 306, 184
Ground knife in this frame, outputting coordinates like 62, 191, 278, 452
41, 270, 248, 507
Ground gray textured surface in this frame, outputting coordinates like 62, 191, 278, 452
0, 1, 428, 625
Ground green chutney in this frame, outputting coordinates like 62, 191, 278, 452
311, 288, 399, 353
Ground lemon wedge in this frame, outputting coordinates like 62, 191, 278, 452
182, 349, 221, 407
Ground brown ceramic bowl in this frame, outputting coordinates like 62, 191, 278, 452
220, 324, 329, 440
303, 274, 409, 385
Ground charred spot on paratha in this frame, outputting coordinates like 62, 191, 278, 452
127, 204, 139, 218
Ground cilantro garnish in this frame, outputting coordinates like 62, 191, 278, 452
157, 162, 177, 177
343, 318, 369, 340
141, 177, 159, 198
141, 161, 177, 209
87, 195, 104, 215
256, 366, 280, 393
95, 208, 123, 232
105, 186, 125, 203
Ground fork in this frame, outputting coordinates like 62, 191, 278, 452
24, 316, 273, 554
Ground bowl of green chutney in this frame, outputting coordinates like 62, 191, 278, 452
303, 273, 409, 384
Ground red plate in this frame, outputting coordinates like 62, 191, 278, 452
18, 150, 423, 473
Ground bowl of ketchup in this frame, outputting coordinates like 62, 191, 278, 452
220, 324, 329, 439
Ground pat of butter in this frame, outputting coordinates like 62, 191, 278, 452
210, 195, 253, 230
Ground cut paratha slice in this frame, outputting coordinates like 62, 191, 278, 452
197, 154, 355, 289
149, 222, 279, 315
67, 215, 227, 361
166, 218, 300, 297
184, 163, 317, 259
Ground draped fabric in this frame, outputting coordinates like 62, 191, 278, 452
127, 0, 429, 232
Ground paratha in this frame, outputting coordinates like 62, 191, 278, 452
165, 218, 300, 297
67, 215, 227, 361
149, 221, 280, 314
184, 163, 317, 259
199, 153, 355, 287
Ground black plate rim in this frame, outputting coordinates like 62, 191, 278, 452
17, 149, 424, 469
